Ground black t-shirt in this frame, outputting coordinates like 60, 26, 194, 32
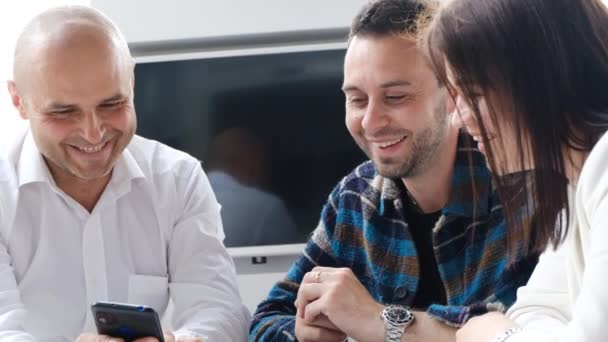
398, 181, 447, 309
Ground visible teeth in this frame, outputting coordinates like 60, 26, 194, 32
378, 136, 406, 148
77, 143, 104, 153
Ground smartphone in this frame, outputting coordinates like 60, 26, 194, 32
91, 301, 165, 342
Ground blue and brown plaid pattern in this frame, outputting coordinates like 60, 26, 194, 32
249, 135, 538, 341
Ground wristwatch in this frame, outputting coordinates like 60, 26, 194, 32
381, 305, 414, 342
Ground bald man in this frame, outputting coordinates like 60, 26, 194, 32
0, 6, 249, 342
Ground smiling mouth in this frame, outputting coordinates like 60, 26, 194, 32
377, 136, 407, 149
71, 141, 109, 154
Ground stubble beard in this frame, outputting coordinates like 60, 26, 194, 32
369, 111, 449, 179
371, 127, 442, 179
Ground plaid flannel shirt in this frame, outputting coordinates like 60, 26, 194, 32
249, 136, 539, 341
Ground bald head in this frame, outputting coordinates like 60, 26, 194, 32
13, 6, 133, 92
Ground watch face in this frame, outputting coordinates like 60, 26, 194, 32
383, 306, 414, 326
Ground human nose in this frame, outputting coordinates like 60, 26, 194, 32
80, 111, 106, 144
361, 99, 388, 134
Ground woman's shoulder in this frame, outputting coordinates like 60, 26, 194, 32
576, 131, 608, 217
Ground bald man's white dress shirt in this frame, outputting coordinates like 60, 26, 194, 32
0, 128, 250, 342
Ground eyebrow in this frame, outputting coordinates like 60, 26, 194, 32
342, 80, 412, 92
43, 102, 77, 112
99, 93, 127, 104
379, 80, 412, 88
44, 93, 127, 110
341, 84, 360, 93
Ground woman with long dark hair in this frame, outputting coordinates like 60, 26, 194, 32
424, 0, 608, 341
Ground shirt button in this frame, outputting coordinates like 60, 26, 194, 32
395, 286, 409, 299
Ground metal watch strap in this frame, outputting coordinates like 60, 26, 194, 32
384, 320, 406, 342
381, 305, 414, 342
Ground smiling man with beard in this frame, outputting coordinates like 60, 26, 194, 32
0, 6, 249, 342
249, 1, 539, 341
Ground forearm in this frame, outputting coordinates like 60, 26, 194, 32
251, 229, 338, 340
0, 300, 38, 341
351, 309, 456, 342
0, 243, 37, 341
171, 269, 250, 341
402, 312, 456, 342
179, 288, 249, 336
250, 280, 301, 340
0, 330, 37, 342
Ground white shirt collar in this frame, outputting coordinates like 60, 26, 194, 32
108, 141, 146, 199
18, 131, 54, 187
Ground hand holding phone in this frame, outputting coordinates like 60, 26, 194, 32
91, 302, 165, 342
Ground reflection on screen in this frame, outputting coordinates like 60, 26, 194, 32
134, 49, 366, 247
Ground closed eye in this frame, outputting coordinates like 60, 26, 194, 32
48, 108, 76, 116
385, 94, 413, 103
346, 95, 368, 105
99, 100, 126, 109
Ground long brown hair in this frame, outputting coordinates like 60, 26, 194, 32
424, 0, 608, 258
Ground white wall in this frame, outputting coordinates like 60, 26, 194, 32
5, 0, 608, 142
1, 1, 365, 136
0, 0, 91, 139
90, 0, 366, 43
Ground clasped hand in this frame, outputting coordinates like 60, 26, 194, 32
294, 266, 385, 342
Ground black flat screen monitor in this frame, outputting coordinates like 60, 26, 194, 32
134, 47, 366, 247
